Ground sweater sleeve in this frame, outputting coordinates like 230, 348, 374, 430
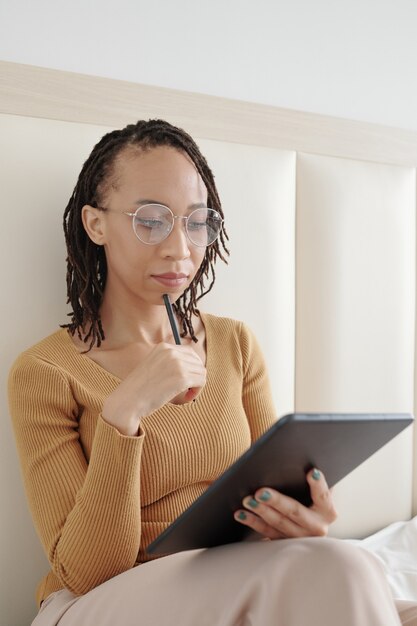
8, 353, 144, 596
239, 322, 278, 441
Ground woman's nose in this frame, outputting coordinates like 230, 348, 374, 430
160, 217, 191, 259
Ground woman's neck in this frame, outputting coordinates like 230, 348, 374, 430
98, 297, 179, 348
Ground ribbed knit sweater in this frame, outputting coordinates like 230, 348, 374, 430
8, 313, 276, 607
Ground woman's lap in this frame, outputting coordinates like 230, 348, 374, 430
33, 538, 415, 626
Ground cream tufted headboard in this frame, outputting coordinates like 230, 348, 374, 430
1, 61, 417, 626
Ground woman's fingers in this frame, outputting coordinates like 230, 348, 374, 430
243, 488, 327, 537
102, 342, 206, 433
307, 469, 338, 524
233, 507, 286, 540
234, 470, 337, 539
171, 386, 202, 405
138, 343, 206, 396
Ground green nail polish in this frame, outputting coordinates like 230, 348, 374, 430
238, 511, 247, 520
312, 468, 321, 480
248, 498, 258, 508
259, 490, 271, 502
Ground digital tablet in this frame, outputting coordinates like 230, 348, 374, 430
147, 413, 413, 555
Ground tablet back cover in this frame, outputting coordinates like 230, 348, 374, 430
147, 413, 413, 555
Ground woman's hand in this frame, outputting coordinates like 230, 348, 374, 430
234, 469, 337, 539
102, 342, 206, 436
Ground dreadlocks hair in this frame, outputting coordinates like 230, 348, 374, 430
61, 118, 229, 352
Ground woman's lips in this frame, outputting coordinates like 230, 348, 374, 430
151, 273, 189, 288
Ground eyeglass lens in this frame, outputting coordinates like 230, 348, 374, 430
133, 204, 222, 246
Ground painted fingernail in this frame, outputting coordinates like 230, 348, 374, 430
237, 511, 247, 520
259, 490, 271, 502
247, 498, 258, 508
312, 468, 321, 480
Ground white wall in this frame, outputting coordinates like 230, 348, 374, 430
1, 0, 417, 131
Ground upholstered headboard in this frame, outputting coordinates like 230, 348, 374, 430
1, 61, 417, 626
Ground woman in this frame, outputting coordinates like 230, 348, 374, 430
8, 119, 415, 625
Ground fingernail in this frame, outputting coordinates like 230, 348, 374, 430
237, 511, 247, 520
312, 468, 321, 480
259, 490, 271, 502
247, 498, 258, 508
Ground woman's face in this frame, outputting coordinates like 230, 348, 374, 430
83, 146, 208, 308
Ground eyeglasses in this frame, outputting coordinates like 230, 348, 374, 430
98, 203, 223, 247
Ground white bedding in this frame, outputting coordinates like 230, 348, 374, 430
349, 517, 417, 601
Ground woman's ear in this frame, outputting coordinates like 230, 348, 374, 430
81, 205, 106, 245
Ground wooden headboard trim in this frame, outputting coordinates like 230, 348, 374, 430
2, 60, 417, 167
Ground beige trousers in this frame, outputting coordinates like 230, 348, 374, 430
33, 538, 417, 626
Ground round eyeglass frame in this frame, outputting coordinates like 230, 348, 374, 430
97, 203, 224, 247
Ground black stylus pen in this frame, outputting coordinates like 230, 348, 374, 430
163, 294, 181, 345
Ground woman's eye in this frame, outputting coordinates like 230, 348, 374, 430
188, 220, 207, 231
136, 219, 164, 229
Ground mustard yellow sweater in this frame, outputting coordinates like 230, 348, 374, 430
8, 313, 276, 607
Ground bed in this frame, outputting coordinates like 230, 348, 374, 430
1, 60, 417, 626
